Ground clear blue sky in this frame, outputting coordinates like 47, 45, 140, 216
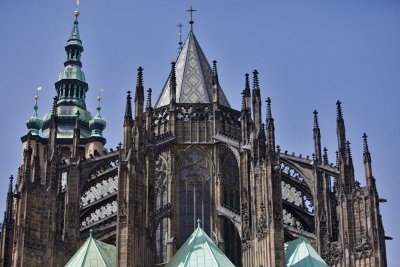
1, 0, 398, 265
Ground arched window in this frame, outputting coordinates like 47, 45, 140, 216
221, 151, 240, 212
220, 147, 241, 265
155, 156, 168, 264
178, 148, 211, 245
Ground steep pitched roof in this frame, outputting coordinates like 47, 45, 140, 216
166, 222, 235, 267
284, 236, 328, 267
155, 31, 230, 108
65, 233, 116, 267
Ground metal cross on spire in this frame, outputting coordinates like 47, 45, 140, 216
186, 6, 197, 31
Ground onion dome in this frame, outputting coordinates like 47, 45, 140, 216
89, 96, 106, 137
26, 95, 43, 135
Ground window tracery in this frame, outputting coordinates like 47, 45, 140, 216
178, 148, 211, 245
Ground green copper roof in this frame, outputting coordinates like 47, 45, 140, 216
58, 65, 86, 82
26, 97, 43, 135
166, 221, 235, 267
155, 31, 230, 108
65, 233, 116, 267
67, 20, 82, 47
89, 97, 106, 137
284, 236, 328, 267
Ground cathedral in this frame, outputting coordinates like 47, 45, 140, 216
0, 6, 389, 267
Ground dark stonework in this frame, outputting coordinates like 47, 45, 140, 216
0, 9, 389, 267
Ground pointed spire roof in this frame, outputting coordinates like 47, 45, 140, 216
166, 220, 235, 267
65, 232, 116, 267
155, 31, 230, 108
285, 236, 328, 267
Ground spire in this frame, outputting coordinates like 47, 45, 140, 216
134, 67, 145, 122
169, 62, 177, 106
123, 91, 133, 152
266, 97, 276, 153
252, 70, 262, 130
323, 147, 329, 165
155, 28, 230, 108
345, 141, 353, 166
212, 60, 219, 86
146, 88, 152, 110
4, 175, 14, 221
186, 6, 197, 32
336, 100, 346, 158
244, 73, 251, 97
8, 175, 13, 194
73, 111, 81, 158
124, 91, 133, 126
55, 4, 88, 110
363, 133, 373, 179
313, 110, 322, 164
242, 73, 251, 110
177, 22, 184, 54
363, 133, 371, 163
212, 60, 219, 105
48, 96, 58, 152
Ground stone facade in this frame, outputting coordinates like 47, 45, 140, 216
0, 9, 389, 267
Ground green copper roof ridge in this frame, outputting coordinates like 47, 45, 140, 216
178, 31, 193, 103
202, 230, 221, 266
190, 32, 212, 103
81, 236, 93, 266
93, 238, 108, 267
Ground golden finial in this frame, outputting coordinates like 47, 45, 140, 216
74, 0, 80, 17
97, 95, 101, 101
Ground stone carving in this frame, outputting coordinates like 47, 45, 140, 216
256, 202, 268, 240
353, 236, 373, 260
241, 202, 251, 251
322, 242, 343, 265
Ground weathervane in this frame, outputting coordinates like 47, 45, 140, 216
74, 0, 80, 18
186, 6, 197, 31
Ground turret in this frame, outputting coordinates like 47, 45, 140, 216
266, 97, 276, 153
26, 95, 43, 136
89, 96, 106, 138
252, 70, 262, 131
313, 110, 322, 164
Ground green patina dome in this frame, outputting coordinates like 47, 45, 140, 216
89, 98, 106, 137
26, 100, 43, 135
58, 65, 86, 82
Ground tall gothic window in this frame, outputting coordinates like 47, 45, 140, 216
155, 156, 168, 264
178, 148, 211, 246
220, 148, 241, 265
221, 151, 240, 212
